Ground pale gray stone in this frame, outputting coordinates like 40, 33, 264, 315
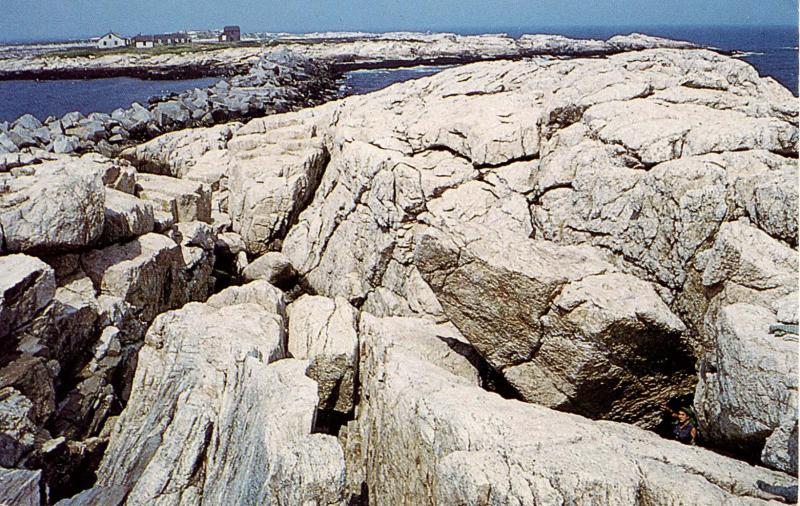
288, 295, 359, 414
0, 387, 42, 467
0, 158, 106, 253
695, 303, 798, 456
80, 233, 184, 322
227, 111, 329, 254
0, 254, 55, 339
762, 417, 798, 475
135, 173, 212, 223
52, 135, 80, 154
0, 467, 43, 506
96, 284, 320, 506
242, 251, 297, 286
345, 315, 795, 505
265, 434, 346, 506
100, 188, 155, 245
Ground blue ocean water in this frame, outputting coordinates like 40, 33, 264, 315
0, 76, 219, 123
338, 65, 454, 96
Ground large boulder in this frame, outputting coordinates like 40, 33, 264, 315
242, 251, 297, 287
287, 295, 359, 414
0, 467, 44, 506
135, 173, 212, 224
0, 254, 55, 340
123, 122, 240, 179
99, 189, 155, 245
695, 303, 798, 460
96, 282, 345, 504
693, 219, 798, 468
343, 313, 795, 505
265, 434, 347, 506
152, 101, 191, 129
79, 233, 185, 322
0, 158, 106, 253
226, 111, 329, 254
416, 228, 693, 426
273, 50, 796, 434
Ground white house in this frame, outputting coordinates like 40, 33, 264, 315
97, 32, 128, 49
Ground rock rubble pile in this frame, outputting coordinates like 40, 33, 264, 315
0, 52, 336, 160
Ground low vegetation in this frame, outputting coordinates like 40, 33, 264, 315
50, 41, 264, 58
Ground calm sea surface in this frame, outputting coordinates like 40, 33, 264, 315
0, 26, 796, 123
0, 77, 219, 123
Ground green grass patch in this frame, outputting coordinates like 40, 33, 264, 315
50, 41, 264, 59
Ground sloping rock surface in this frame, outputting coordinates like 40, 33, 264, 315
344, 312, 795, 505
95, 282, 347, 505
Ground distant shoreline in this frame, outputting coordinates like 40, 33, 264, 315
1, 23, 796, 46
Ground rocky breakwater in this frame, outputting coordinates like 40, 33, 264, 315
0, 51, 336, 160
2, 47, 798, 504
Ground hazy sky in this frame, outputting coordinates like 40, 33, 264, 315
2, 0, 797, 42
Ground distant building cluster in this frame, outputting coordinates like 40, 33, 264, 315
95, 26, 240, 49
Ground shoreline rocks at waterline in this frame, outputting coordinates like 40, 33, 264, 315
0, 51, 336, 159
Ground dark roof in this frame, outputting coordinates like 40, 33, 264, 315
223, 26, 240, 31
133, 33, 189, 42
100, 32, 124, 39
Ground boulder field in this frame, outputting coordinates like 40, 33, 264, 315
0, 48, 797, 504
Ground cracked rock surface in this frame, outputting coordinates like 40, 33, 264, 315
0, 46, 797, 504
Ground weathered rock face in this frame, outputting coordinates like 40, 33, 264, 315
1, 46, 797, 504
276, 49, 798, 450
99, 189, 155, 245
80, 233, 184, 322
0, 157, 105, 253
692, 219, 798, 468
0, 151, 221, 501
123, 123, 242, 179
95, 282, 346, 505
416, 229, 694, 425
343, 312, 795, 505
226, 111, 330, 254
0, 254, 55, 339
0, 467, 44, 506
265, 434, 347, 506
288, 294, 359, 414
135, 173, 212, 224
242, 251, 298, 287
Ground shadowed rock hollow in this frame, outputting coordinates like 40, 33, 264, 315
0, 47, 797, 504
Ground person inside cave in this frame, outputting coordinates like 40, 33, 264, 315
661, 403, 698, 446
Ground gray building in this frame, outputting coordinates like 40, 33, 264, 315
219, 26, 241, 42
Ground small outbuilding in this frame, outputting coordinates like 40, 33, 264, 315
132, 35, 155, 49
97, 32, 128, 49
219, 26, 241, 42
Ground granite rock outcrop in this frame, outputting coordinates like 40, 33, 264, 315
1, 44, 797, 505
